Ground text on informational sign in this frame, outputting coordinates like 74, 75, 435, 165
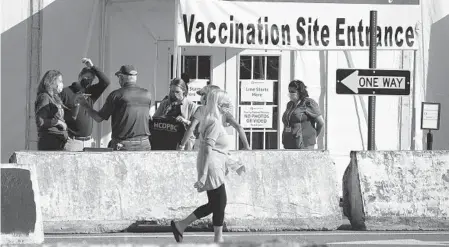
178, 0, 420, 50
421, 102, 440, 130
187, 80, 208, 102
241, 81, 273, 102
240, 105, 273, 128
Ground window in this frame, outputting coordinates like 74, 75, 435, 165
237, 55, 280, 150
171, 55, 211, 80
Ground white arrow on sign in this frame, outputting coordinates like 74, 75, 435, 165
340, 70, 407, 93
341, 70, 360, 93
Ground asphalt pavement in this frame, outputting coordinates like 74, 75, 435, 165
34, 231, 449, 247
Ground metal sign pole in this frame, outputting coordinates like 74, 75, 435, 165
427, 130, 433, 150
368, 10, 377, 151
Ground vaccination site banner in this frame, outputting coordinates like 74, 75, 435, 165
177, 0, 421, 50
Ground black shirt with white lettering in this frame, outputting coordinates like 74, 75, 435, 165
98, 83, 152, 140
149, 117, 186, 150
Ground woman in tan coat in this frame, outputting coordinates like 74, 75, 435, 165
153, 78, 197, 149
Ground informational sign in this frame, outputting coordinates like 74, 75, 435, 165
421, 102, 441, 130
240, 105, 273, 128
178, 0, 419, 50
187, 79, 208, 102
241, 80, 273, 102
336, 69, 411, 95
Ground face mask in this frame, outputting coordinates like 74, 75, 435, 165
169, 92, 184, 102
289, 92, 299, 101
80, 78, 93, 88
57, 85, 63, 93
55, 84, 63, 94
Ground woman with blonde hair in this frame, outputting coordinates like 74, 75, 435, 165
171, 89, 234, 243
34, 70, 68, 150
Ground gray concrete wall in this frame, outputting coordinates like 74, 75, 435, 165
342, 151, 449, 230
11, 150, 341, 233
1, 164, 43, 244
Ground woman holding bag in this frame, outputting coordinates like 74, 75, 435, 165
171, 89, 241, 243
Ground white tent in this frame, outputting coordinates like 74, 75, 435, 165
2, 0, 448, 189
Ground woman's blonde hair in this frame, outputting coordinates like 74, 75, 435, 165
37, 70, 62, 96
199, 89, 232, 134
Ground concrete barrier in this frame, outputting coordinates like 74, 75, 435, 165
11, 150, 340, 233
1, 164, 44, 244
342, 151, 449, 230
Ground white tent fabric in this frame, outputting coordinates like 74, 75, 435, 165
2, 0, 449, 164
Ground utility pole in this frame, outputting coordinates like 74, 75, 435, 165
26, 0, 43, 149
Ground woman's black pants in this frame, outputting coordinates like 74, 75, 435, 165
193, 184, 227, 226
38, 133, 66, 150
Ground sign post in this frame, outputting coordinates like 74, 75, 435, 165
368, 10, 377, 151
336, 11, 414, 151
421, 102, 441, 150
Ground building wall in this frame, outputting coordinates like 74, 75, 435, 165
1, 0, 31, 162
421, 0, 449, 150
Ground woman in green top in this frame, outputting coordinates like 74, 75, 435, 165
282, 80, 324, 149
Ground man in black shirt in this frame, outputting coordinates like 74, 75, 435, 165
77, 65, 152, 151
60, 58, 111, 151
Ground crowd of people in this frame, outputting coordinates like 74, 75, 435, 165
34, 58, 324, 152
34, 58, 324, 243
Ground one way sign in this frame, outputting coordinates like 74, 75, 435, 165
336, 69, 411, 95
